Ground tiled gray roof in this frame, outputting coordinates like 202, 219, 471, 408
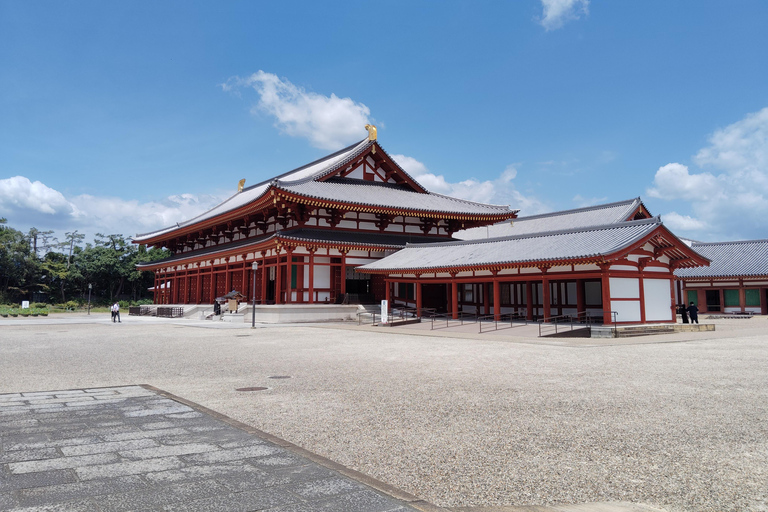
276, 179, 513, 216
279, 228, 453, 248
674, 240, 768, 278
135, 138, 514, 242
455, 198, 646, 240
359, 217, 663, 273
134, 139, 373, 242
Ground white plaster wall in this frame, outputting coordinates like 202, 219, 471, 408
337, 220, 356, 229
347, 257, 376, 265
643, 278, 673, 321
610, 278, 640, 299
314, 265, 330, 289
611, 265, 637, 272
611, 300, 641, 322
644, 267, 670, 273
359, 222, 377, 231
405, 225, 422, 234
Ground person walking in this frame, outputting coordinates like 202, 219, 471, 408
112, 302, 121, 323
687, 301, 699, 324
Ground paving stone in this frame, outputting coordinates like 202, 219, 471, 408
59, 438, 159, 456
4, 497, 103, 511
75, 456, 186, 480
144, 462, 263, 485
219, 463, 338, 493
8, 453, 120, 474
0, 448, 60, 464
181, 443, 282, 464
95, 479, 228, 512
288, 476, 368, 499
15, 475, 148, 507
163, 487, 299, 512
0, 491, 17, 509
0, 469, 78, 491
101, 427, 189, 442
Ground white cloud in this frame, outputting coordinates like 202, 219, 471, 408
0, 176, 225, 244
0, 176, 79, 217
391, 156, 548, 213
223, 71, 372, 150
572, 194, 609, 208
647, 107, 768, 240
539, 0, 589, 31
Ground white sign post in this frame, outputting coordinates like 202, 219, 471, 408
21, 301, 29, 309
381, 300, 388, 324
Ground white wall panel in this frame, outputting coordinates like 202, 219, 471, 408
611, 300, 641, 322
643, 278, 673, 321
610, 278, 640, 299
314, 265, 330, 288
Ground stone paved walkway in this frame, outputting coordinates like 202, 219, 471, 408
0, 386, 433, 512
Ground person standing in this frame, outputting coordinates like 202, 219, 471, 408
687, 301, 699, 324
112, 302, 121, 323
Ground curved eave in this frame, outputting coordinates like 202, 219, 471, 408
273, 188, 517, 222
677, 273, 768, 281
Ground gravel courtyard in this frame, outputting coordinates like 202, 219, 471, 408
1, 315, 766, 512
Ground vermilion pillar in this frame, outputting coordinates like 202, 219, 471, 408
542, 277, 551, 321
493, 279, 501, 320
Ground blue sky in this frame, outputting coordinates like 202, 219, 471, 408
2, 0, 767, 246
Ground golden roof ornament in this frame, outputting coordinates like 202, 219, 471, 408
237, 179, 246, 192
364, 124, 377, 141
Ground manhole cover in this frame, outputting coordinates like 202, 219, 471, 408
268, 375, 292, 379
236, 387, 268, 392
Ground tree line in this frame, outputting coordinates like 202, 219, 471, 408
0, 217, 166, 306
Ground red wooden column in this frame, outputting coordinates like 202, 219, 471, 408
285, 248, 294, 304
340, 250, 348, 296
385, 280, 391, 314
451, 275, 459, 319
576, 279, 585, 317
275, 250, 282, 304
638, 265, 647, 323
415, 278, 422, 317
195, 270, 202, 304
526, 281, 534, 320
669, 274, 677, 321
739, 278, 746, 313
225, 259, 232, 293
308, 249, 315, 304
541, 274, 551, 322
260, 254, 267, 303
483, 282, 490, 315
493, 277, 501, 320
600, 264, 612, 324
241, 257, 248, 300
153, 274, 159, 304
211, 271, 218, 303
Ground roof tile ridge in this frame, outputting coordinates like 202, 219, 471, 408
692, 238, 768, 247
402, 217, 661, 249
244, 138, 369, 191
514, 197, 641, 222
279, 139, 373, 186
422, 189, 516, 210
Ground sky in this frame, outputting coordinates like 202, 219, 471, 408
1, 0, 768, 248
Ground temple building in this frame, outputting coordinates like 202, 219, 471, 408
133, 129, 516, 309
675, 239, 768, 315
134, 130, 709, 325
358, 200, 708, 324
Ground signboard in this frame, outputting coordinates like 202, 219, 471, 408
380, 300, 388, 324
21, 301, 29, 309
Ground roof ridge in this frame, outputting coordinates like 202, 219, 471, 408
514, 197, 642, 222
691, 239, 768, 246
403, 216, 661, 249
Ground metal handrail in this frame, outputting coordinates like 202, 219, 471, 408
537, 310, 618, 337
477, 313, 532, 333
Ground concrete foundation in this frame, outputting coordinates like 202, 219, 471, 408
245, 304, 360, 324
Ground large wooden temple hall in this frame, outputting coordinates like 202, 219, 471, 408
134, 127, 710, 325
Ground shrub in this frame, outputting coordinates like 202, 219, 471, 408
65, 301, 79, 311
33, 302, 48, 309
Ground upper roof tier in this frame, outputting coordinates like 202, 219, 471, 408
134, 138, 516, 244
455, 197, 650, 240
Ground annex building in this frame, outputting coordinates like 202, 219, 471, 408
134, 129, 709, 325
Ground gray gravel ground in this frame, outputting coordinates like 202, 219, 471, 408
1, 314, 767, 512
